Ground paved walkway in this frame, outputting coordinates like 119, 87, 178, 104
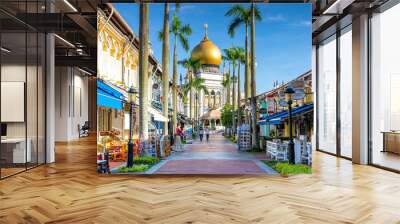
148, 134, 277, 174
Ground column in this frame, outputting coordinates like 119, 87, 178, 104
46, 32, 55, 163
312, 45, 317, 151
352, 14, 369, 164
199, 89, 204, 116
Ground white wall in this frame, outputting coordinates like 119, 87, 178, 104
54, 67, 89, 141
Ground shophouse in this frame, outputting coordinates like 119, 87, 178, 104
257, 70, 313, 143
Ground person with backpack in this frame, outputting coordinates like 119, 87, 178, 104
199, 127, 204, 142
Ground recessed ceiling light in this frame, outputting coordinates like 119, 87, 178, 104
63, 0, 78, 12
54, 34, 75, 48
1, 47, 11, 53
78, 67, 92, 76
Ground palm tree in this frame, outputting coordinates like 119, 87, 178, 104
250, 3, 260, 148
223, 48, 237, 110
221, 57, 231, 105
221, 72, 231, 106
235, 47, 245, 128
160, 3, 170, 136
223, 47, 239, 136
178, 57, 201, 121
171, 12, 192, 133
138, 3, 149, 141
225, 4, 261, 101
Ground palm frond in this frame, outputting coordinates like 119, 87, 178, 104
225, 5, 246, 17
178, 34, 189, 51
227, 17, 244, 37
253, 5, 262, 21
171, 15, 180, 34
180, 24, 192, 36
178, 58, 189, 67
174, 3, 180, 13
190, 58, 201, 71
158, 30, 164, 42
201, 86, 209, 95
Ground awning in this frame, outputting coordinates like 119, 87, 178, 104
281, 103, 313, 119
257, 118, 281, 125
257, 103, 313, 124
97, 80, 125, 110
149, 107, 169, 122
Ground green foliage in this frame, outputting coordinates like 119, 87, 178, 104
192, 132, 197, 139
171, 15, 192, 52
225, 4, 262, 37
118, 156, 160, 173
226, 135, 237, 143
263, 161, 312, 175
221, 104, 233, 127
250, 147, 263, 152
118, 164, 149, 173
133, 156, 160, 165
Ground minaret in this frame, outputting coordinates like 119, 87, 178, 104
203, 23, 208, 39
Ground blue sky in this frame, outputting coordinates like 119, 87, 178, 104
114, 3, 311, 94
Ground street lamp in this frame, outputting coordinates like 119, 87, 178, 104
284, 86, 295, 164
127, 85, 138, 167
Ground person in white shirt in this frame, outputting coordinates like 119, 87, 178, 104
205, 127, 210, 142
199, 127, 204, 142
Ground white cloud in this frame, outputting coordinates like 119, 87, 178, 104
264, 14, 286, 22
290, 20, 311, 27
170, 5, 197, 12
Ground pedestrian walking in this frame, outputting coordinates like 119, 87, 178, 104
199, 127, 204, 142
205, 126, 210, 142
174, 123, 184, 151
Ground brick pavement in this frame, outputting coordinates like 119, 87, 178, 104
151, 134, 276, 174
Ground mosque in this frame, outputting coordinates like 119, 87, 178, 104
184, 24, 225, 128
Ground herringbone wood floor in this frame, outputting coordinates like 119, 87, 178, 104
1, 136, 400, 223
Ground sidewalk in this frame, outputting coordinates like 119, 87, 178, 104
148, 134, 277, 174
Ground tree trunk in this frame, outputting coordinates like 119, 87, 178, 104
237, 62, 241, 128
172, 35, 178, 135
161, 3, 170, 136
189, 73, 194, 131
139, 3, 149, 141
189, 73, 193, 119
232, 63, 237, 110
250, 3, 258, 148
194, 92, 197, 132
245, 22, 250, 101
232, 62, 236, 136
226, 63, 231, 105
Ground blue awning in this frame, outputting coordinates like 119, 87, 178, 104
257, 118, 282, 125
97, 80, 125, 110
280, 103, 313, 119
257, 103, 313, 125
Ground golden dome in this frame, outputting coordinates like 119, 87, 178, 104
191, 35, 222, 66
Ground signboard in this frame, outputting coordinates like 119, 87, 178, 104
278, 89, 287, 107
293, 89, 305, 100
259, 108, 268, 114
291, 80, 306, 100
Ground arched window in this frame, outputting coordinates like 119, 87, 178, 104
216, 91, 221, 108
211, 90, 215, 108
